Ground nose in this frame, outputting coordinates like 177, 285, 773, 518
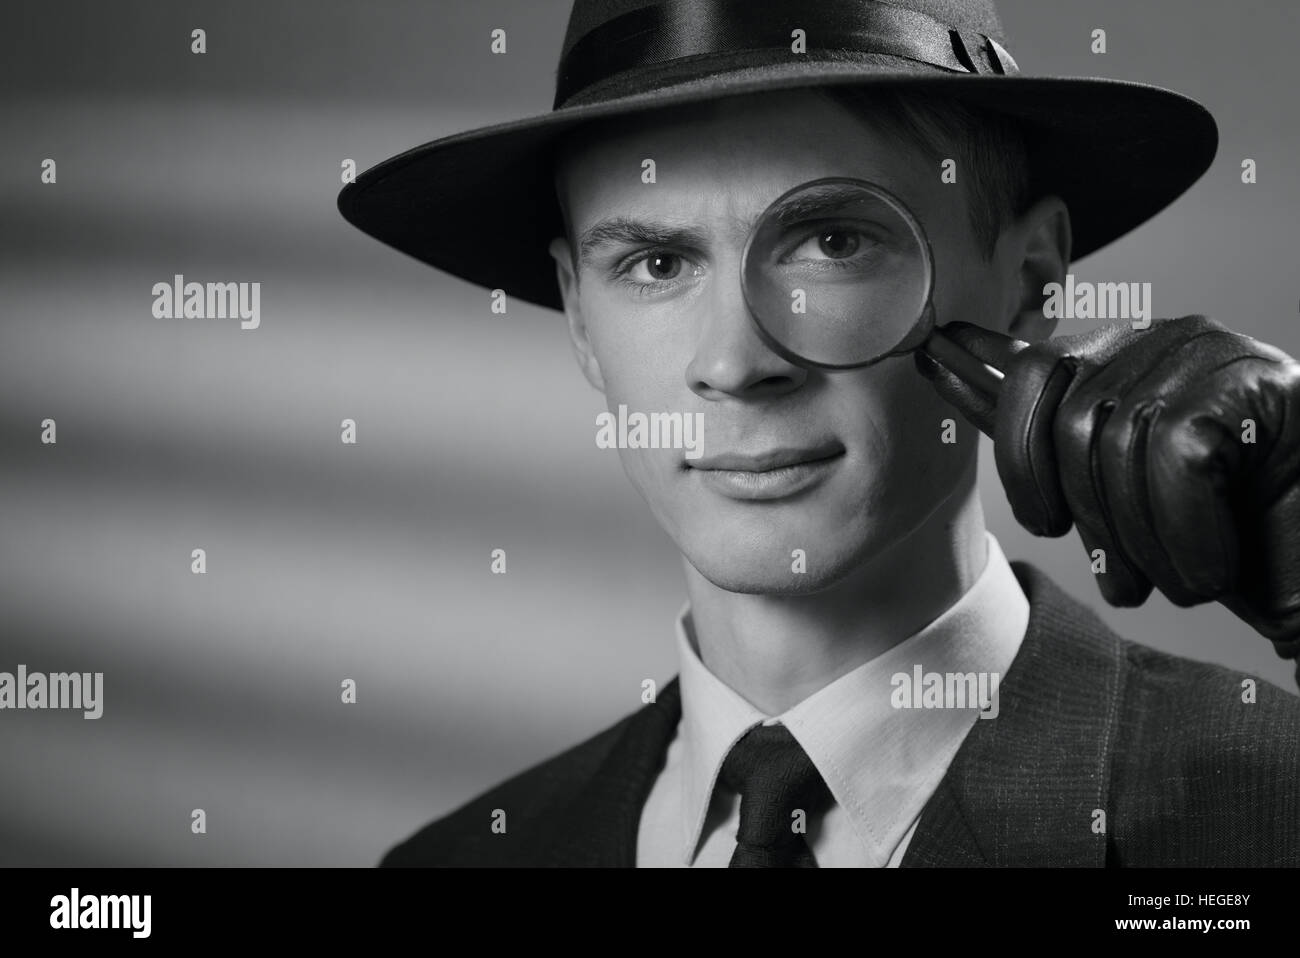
685, 266, 809, 400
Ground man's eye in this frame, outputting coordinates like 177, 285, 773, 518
790, 230, 864, 261
628, 252, 685, 282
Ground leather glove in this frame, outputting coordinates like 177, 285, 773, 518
915, 315, 1300, 668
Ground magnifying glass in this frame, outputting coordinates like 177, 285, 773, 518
741, 176, 1005, 397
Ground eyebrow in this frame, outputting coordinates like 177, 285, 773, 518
770, 183, 896, 226
577, 217, 710, 266
574, 184, 911, 266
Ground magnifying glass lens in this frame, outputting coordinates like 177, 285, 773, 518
741, 179, 933, 368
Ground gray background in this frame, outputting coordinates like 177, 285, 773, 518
1, 0, 1296, 865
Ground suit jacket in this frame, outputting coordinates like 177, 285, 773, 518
382, 561, 1300, 866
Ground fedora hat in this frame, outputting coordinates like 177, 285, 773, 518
337, 0, 1217, 311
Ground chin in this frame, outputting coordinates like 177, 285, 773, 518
679, 521, 869, 596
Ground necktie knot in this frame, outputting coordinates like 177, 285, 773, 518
719, 723, 834, 867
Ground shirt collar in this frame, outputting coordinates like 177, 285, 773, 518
671, 531, 1029, 866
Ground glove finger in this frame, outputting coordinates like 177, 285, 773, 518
1095, 399, 1204, 606
991, 342, 1078, 536
1055, 397, 1154, 606
1143, 376, 1245, 602
1072, 500, 1155, 606
934, 321, 1031, 373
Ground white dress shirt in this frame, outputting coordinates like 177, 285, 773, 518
636, 531, 1030, 867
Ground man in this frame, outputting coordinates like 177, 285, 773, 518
339, 0, 1300, 866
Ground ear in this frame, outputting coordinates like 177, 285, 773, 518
549, 236, 606, 392
998, 195, 1071, 343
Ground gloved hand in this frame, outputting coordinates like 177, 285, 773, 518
916, 315, 1300, 667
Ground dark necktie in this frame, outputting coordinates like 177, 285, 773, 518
719, 722, 835, 867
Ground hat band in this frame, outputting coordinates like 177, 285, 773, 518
554, 0, 1019, 109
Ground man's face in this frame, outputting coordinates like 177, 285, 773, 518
553, 89, 1018, 594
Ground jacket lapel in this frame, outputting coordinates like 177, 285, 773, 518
543, 677, 682, 866
541, 561, 1125, 867
901, 561, 1125, 867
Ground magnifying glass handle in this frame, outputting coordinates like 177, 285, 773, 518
923, 326, 1006, 399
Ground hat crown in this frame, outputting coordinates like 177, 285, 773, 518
553, 0, 1016, 110
560, 0, 1009, 60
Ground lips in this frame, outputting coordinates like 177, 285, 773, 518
688, 441, 845, 501
688, 440, 845, 473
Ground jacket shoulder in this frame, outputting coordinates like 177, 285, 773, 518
1109, 636, 1300, 864
991, 561, 1300, 866
379, 707, 638, 867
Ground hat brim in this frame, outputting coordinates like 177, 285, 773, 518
338, 62, 1217, 311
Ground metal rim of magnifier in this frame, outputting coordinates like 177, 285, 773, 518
739, 176, 938, 372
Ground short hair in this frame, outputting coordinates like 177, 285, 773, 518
551, 86, 1034, 267
817, 86, 1033, 257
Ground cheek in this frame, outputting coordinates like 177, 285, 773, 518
852, 358, 967, 485
584, 292, 693, 408
582, 293, 695, 518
